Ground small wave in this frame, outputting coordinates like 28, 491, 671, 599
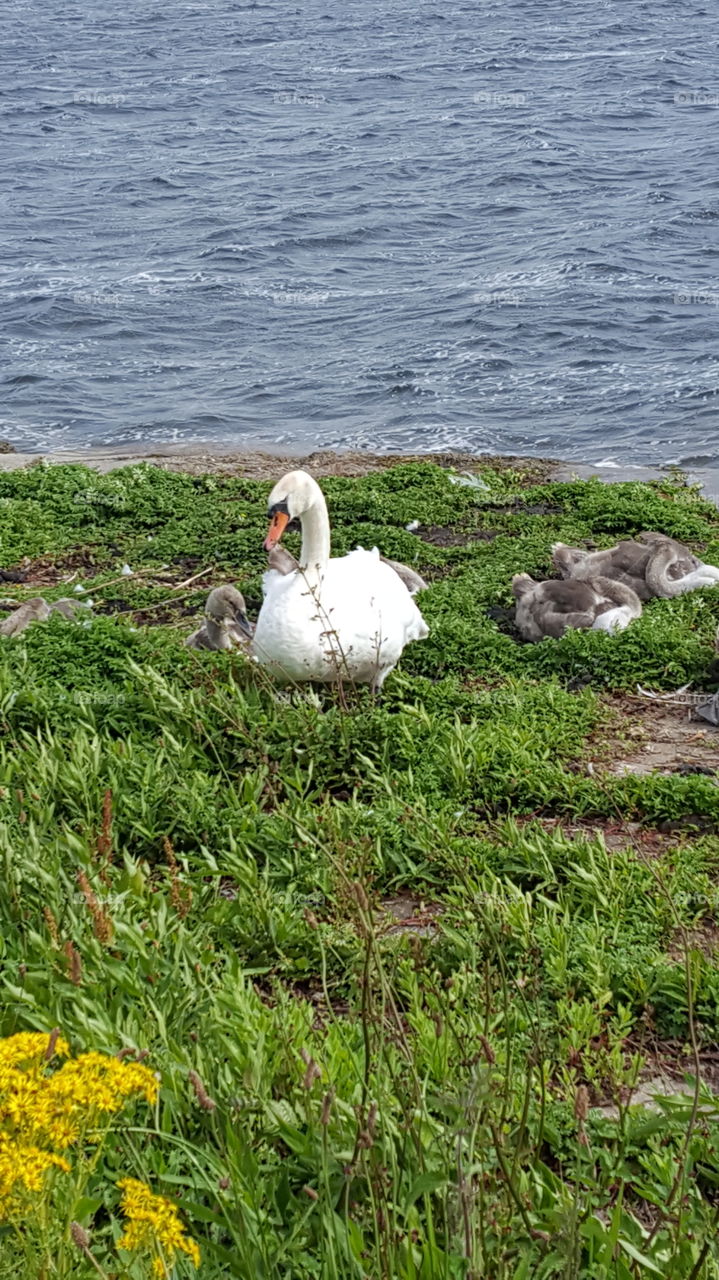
0, 0, 716, 468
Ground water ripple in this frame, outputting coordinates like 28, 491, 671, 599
1, 0, 718, 465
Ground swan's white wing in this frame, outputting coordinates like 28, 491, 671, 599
336, 549, 429, 642
262, 567, 290, 598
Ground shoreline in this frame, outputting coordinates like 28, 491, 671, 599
2, 440, 719, 503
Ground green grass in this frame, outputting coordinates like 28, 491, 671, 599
2, 460, 719, 1277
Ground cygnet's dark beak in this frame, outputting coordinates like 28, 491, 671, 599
235, 609, 253, 638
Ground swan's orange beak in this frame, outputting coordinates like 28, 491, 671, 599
264, 510, 290, 551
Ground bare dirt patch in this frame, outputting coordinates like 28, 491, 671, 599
12, 548, 109, 588
1, 551, 227, 633
0, 445, 557, 483
595, 1034, 719, 1119
666, 921, 719, 963
140, 447, 556, 485
527, 815, 681, 858
420, 525, 500, 548
19, 554, 211, 595
496, 501, 561, 517
600, 696, 719, 779
379, 893, 442, 938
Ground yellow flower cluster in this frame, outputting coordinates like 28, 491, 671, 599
0, 1031, 69, 1071
117, 1177, 201, 1276
1, 1040, 158, 1152
0, 1031, 158, 1221
0, 1136, 70, 1216
46, 1051, 159, 1118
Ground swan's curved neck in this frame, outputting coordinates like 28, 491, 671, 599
646, 544, 683, 598
299, 492, 331, 583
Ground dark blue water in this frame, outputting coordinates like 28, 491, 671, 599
2, 0, 719, 464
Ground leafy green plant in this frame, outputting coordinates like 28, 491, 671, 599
2, 461, 719, 1276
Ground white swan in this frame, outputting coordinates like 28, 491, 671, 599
253, 470, 429, 688
512, 574, 642, 641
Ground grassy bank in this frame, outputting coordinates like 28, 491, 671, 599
2, 458, 719, 1278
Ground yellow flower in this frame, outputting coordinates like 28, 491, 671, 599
117, 1178, 200, 1273
46, 1052, 159, 1115
0, 1033, 161, 1229
0, 1032, 69, 1071
0, 1039, 156, 1152
0, 1136, 70, 1220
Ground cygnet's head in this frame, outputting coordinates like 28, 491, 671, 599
511, 572, 536, 599
264, 470, 322, 551
636, 531, 670, 545
205, 585, 252, 637
267, 544, 298, 575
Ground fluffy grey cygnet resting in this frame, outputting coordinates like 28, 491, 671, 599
185, 586, 253, 651
0, 597, 81, 638
512, 574, 643, 641
551, 532, 719, 600
267, 544, 428, 595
